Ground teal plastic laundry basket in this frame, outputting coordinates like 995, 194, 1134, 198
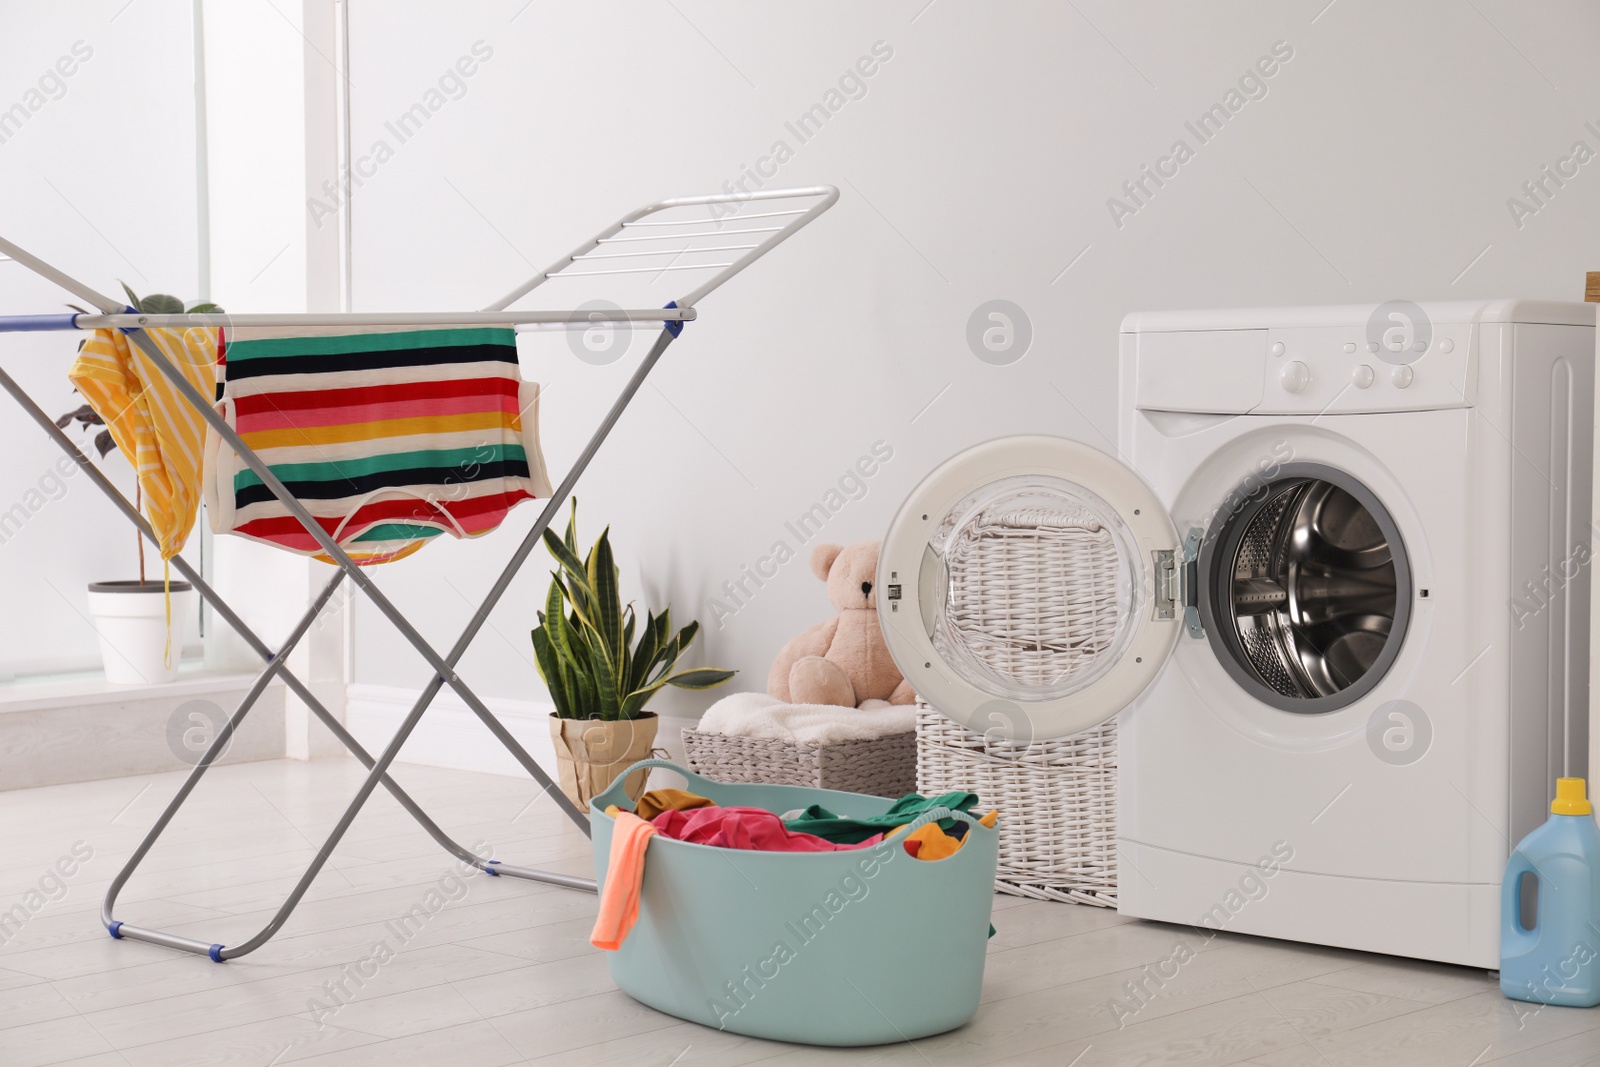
590, 759, 999, 1046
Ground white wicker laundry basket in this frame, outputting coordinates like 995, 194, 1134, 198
681, 728, 917, 798
916, 702, 1117, 907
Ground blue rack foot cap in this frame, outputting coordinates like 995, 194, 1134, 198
108, 921, 123, 939
485, 860, 502, 877
208, 944, 225, 963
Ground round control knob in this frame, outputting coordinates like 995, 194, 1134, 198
1392, 365, 1414, 389
1352, 364, 1374, 389
1270, 341, 1286, 357
1281, 360, 1311, 394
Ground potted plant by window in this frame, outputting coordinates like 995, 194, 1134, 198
532, 502, 735, 811
56, 287, 220, 684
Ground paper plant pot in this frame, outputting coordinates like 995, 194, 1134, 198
548, 712, 661, 812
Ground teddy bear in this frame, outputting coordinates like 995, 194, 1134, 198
767, 540, 916, 708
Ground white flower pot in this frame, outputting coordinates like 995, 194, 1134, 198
86, 580, 196, 684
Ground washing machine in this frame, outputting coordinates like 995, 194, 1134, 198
880, 300, 1594, 968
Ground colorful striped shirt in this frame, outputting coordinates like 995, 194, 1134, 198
204, 324, 552, 565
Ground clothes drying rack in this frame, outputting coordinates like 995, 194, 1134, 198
0, 184, 838, 962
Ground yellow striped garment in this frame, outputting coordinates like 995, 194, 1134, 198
69, 327, 218, 560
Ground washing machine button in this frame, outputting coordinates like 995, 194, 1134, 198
1439, 338, 1455, 353
1270, 341, 1286, 357
1352, 364, 1374, 389
1281, 361, 1311, 394
1343, 342, 1357, 353
1392, 365, 1415, 389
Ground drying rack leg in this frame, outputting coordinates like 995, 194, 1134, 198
103, 565, 595, 961
103, 569, 343, 960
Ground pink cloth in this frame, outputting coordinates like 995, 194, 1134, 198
651, 806, 882, 852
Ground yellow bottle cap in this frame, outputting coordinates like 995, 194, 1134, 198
1552, 777, 1593, 816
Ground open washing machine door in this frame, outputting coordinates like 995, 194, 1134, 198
879, 435, 1182, 741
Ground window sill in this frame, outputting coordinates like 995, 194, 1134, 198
0, 665, 269, 714
0, 666, 287, 790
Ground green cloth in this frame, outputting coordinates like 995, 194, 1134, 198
782, 792, 981, 844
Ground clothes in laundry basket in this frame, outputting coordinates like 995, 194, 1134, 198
630, 787, 715, 821
892, 810, 999, 860
614, 787, 997, 860
204, 324, 553, 565
592, 781, 999, 956
651, 806, 884, 853
782, 791, 981, 844
591, 810, 656, 952
590, 770, 1002, 961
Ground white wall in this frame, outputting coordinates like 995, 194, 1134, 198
199, 0, 356, 758
200, 0, 313, 681
202, 1, 307, 316
338, 1, 1600, 725
0, 1, 201, 676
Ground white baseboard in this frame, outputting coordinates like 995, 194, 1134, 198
346, 684, 697, 779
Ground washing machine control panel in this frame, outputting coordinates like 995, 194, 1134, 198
1253, 325, 1471, 413
1124, 323, 1476, 415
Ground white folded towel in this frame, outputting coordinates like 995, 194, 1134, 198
696, 691, 917, 746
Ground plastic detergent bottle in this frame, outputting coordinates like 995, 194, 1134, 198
1500, 777, 1600, 1007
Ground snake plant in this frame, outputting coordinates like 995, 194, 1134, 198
532, 501, 735, 720
118, 282, 224, 317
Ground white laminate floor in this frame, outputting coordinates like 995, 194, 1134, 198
0, 758, 1595, 1067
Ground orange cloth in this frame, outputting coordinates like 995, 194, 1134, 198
902, 822, 963, 860
591, 811, 657, 951
893, 810, 1000, 860
632, 788, 714, 821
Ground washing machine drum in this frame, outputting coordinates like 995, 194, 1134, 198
878, 436, 1182, 740
1198, 465, 1410, 714
879, 437, 1410, 739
